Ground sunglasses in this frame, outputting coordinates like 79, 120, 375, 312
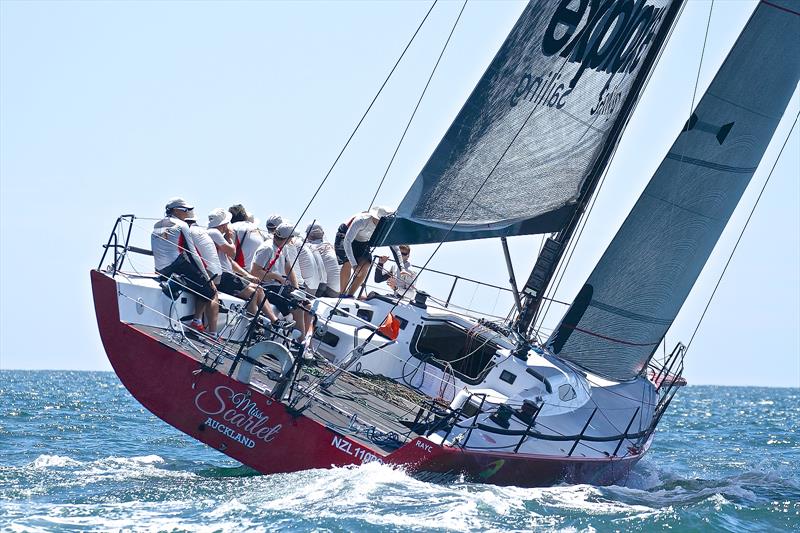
173, 206, 191, 212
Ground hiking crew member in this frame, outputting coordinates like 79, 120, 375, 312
307, 223, 340, 298
228, 204, 266, 270
250, 222, 307, 341
287, 232, 325, 297
207, 208, 279, 323
151, 197, 219, 335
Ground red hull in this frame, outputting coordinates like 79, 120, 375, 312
91, 270, 642, 487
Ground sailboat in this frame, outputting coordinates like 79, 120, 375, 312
91, 0, 799, 487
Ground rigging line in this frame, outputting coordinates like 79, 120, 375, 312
368, 0, 468, 209
685, 111, 799, 354
291, 0, 438, 229
312, 3, 658, 387
360, 48, 578, 342
277, 3, 441, 339
532, 1, 690, 336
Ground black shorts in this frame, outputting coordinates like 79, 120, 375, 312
218, 271, 248, 296
262, 285, 298, 316
334, 224, 371, 265
159, 254, 216, 301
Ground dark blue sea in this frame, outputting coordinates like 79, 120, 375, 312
1, 371, 797, 532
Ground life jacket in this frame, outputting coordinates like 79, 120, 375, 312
233, 229, 246, 268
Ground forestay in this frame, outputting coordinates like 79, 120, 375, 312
373, 0, 680, 246
549, 0, 800, 381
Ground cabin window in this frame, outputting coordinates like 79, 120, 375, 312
313, 329, 340, 347
558, 383, 576, 402
356, 309, 373, 322
394, 315, 408, 330
411, 322, 498, 384
499, 370, 516, 385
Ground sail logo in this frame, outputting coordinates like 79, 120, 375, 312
510, 0, 667, 109
195, 385, 283, 446
544, 0, 667, 88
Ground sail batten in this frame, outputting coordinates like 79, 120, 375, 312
548, 0, 800, 382
373, 0, 682, 247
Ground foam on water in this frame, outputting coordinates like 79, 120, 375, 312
1, 371, 798, 531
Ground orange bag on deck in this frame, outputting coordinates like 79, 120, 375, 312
377, 313, 400, 340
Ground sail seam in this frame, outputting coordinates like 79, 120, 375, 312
707, 92, 782, 121
665, 152, 757, 173
642, 191, 724, 221
560, 324, 661, 348
761, 0, 800, 17
589, 301, 672, 326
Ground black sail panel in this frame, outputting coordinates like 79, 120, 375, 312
374, 0, 681, 246
548, 0, 800, 381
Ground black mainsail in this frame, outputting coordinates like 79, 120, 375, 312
548, 0, 800, 381
373, 0, 683, 247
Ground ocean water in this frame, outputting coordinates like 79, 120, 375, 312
0, 371, 797, 532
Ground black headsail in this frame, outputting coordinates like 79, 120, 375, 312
372, 0, 683, 247
548, 0, 800, 381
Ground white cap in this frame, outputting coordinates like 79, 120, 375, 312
369, 206, 391, 219
306, 223, 324, 240
207, 208, 232, 228
166, 197, 193, 211
266, 214, 283, 230
274, 222, 294, 240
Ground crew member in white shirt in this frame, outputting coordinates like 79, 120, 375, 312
307, 223, 340, 297
206, 208, 279, 323
228, 204, 266, 270
151, 197, 218, 335
334, 206, 393, 297
375, 244, 416, 298
185, 214, 222, 281
286, 231, 325, 296
250, 222, 307, 341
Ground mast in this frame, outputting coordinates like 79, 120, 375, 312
515, 0, 685, 337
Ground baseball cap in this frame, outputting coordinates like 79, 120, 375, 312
306, 223, 324, 240
207, 208, 232, 228
165, 197, 194, 211
369, 205, 391, 219
274, 222, 294, 240
266, 214, 283, 230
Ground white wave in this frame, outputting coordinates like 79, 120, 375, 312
29, 454, 82, 468
608, 478, 759, 508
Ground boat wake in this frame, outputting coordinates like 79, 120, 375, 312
3, 453, 798, 531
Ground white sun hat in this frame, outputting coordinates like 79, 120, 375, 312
207, 208, 232, 228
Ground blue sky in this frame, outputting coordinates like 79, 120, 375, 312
1, 0, 797, 387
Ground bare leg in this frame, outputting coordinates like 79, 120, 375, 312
291, 308, 305, 341
193, 296, 207, 322
346, 260, 371, 296
206, 294, 219, 333
305, 310, 314, 338
339, 262, 352, 296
